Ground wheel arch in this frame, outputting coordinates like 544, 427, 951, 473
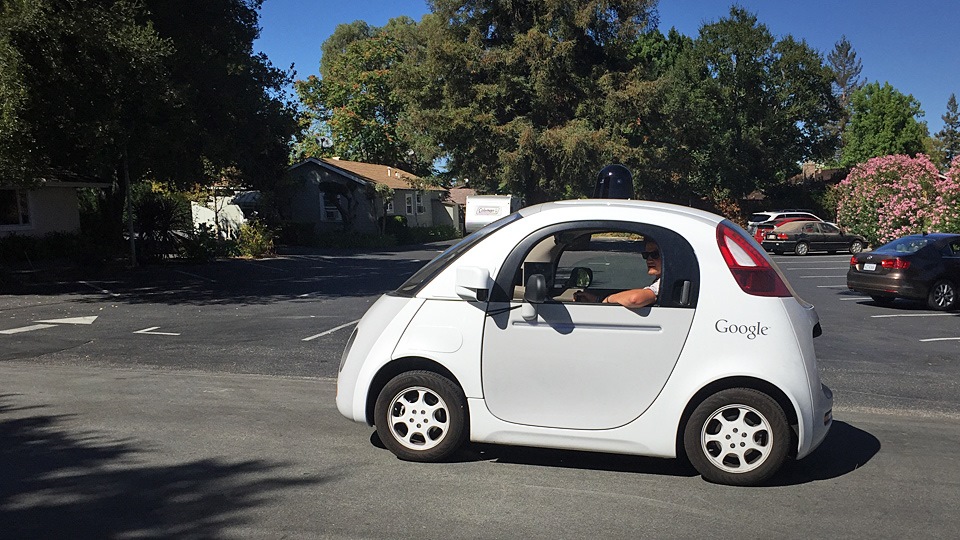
676, 376, 800, 458
365, 356, 465, 425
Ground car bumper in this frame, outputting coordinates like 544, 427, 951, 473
762, 240, 796, 252
800, 383, 833, 459
846, 271, 927, 299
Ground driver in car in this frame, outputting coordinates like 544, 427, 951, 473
573, 240, 661, 308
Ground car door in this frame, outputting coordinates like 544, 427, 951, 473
480, 221, 700, 430
817, 222, 845, 251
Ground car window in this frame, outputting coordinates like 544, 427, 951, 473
820, 223, 840, 234
491, 220, 701, 308
802, 223, 816, 233
952, 241, 960, 255
748, 214, 771, 223
875, 236, 933, 254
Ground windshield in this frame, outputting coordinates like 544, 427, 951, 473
874, 236, 933, 254
392, 213, 522, 297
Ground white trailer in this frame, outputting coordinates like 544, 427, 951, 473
464, 195, 521, 234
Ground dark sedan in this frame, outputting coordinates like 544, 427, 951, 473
847, 233, 960, 310
762, 221, 867, 256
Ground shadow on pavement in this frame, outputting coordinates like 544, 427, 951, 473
0, 394, 323, 538
768, 420, 881, 486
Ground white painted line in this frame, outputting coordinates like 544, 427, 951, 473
919, 337, 960, 342
871, 313, 954, 319
838, 297, 868, 301
175, 270, 216, 282
783, 267, 848, 271
0, 324, 57, 335
816, 285, 847, 288
79, 280, 120, 297
134, 326, 181, 336
34, 316, 98, 325
302, 319, 361, 342
800, 275, 847, 278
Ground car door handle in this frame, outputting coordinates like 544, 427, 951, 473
680, 280, 692, 306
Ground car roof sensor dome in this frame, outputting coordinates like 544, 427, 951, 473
593, 164, 634, 199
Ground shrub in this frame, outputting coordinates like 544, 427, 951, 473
178, 224, 238, 262
236, 221, 275, 257
833, 154, 960, 245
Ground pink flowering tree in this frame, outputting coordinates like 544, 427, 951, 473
833, 154, 960, 246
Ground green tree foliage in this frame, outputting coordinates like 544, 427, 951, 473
826, 35, 863, 152
935, 93, 960, 169
396, 0, 658, 203
295, 17, 430, 174
0, 0, 170, 186
651, 8, 839, 201
0, 0, 298, 191
840, 82, 928, 167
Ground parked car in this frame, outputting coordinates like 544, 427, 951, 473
762, 221, 867, 255
337, 200, 833, 486
746, 210, 823, 236
751, 216, 820, 244
847, 233, 960, 310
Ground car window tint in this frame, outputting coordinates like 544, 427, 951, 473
875, 236, 933, 254
820, 223, 840, 234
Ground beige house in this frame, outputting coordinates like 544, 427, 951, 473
1, 175, 109, 237
284, 158, 459, 233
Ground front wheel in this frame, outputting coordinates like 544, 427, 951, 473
794, 242, 809, 256
849, 240, 864, 254
684, 388, 791, 486
927, 279, 957, 311
374, 371, 468, 462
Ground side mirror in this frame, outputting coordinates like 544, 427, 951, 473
521, 274, 547, 321
568, 267, 593, 288
455, 266, 491, 302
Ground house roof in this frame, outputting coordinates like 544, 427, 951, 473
447, 187, 477, 206
289, 157, 443, 191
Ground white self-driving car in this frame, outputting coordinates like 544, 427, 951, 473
336, 200, 833, 486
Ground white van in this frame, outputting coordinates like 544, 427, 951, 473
464, 195, 521, 234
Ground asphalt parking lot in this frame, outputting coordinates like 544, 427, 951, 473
2, 244, 960, 538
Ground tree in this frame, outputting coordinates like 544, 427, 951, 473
396, 0, 658, 203
826, 35, 864, 151
651, 8, 839, 202
935, 93, 960, 169
295, 17, 431, 175
840, 82, 928, 166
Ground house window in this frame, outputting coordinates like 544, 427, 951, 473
385, 199, 394, 214
323, 192, 341, 221
0, 188, 30, 227
416, 192, 425, 214
405, 194, 414, 215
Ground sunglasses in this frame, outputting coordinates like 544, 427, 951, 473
641, 250, 661, 260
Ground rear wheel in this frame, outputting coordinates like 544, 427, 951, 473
683, 388, 791, 486
849, 240, 864, 254
794, 242, 809, 256
927, 279, 957, 311
374, 371, 468, 462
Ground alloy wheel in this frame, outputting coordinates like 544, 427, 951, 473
700, 404, 773, 474
386, 386, 451, 451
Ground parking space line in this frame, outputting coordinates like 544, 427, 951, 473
838, 297, 868, 301
800, 275, 846, 278
871, 313, 954, 318
175, 270, 216, 282
79, 280, 120, 297
134, 326, 181, 336
302, 320, 361, 341
783, 267, 848, 271
816, 285, 847, 288
919, 337, 960, 342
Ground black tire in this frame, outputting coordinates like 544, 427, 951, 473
849, 240, 864, 254
927, 279, 957, 311
870, 295, 896, 306
794, 242, 809, 256
374, 371, 467, 462
683, 388, 791, 486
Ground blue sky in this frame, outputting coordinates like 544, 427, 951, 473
255, 0, 959, 133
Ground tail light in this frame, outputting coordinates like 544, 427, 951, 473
716, 222, 792, 297
881, 258, 911, 270
776, 233, 789, 240
849, 256, 857, 266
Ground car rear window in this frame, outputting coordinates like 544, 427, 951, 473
748, 214, 770, 223
874, 236, 933, 254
